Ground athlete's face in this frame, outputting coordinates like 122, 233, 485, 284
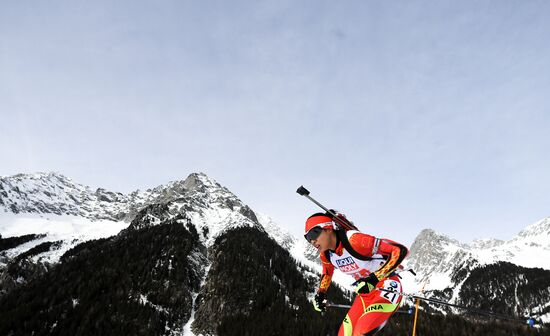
310, 229, 333, 253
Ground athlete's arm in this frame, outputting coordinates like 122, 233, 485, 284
318, 252, 334, 293
348, 232, 409, 280
373, 238, 408, 279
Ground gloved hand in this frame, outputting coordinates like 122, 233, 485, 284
353, 273, 379, 294
313, 292, 327, 313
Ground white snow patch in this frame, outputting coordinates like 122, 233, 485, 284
0, 213, 128, 263
181, 263, 211, 336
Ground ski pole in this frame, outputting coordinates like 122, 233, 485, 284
376, 288, 536, 325
326, 303, 351, 309
296, 186, 358, 230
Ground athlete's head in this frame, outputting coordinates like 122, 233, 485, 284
304, 213, 336, 253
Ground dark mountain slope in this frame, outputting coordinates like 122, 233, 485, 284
0, 218, 206, 336
192, 226, 352, 336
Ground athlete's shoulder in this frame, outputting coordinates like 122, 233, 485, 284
346, 230, 376, 255
346, 230, 375, 242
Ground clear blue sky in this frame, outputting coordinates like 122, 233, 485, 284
1, 0, 549, 245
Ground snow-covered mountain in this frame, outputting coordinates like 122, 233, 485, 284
403, 218, 550, 323
0, 171, 290, 266
405, 217, 550, 290
1, 172, 133, 220
0, 171, 334, 287
2, 171, 549, 332
0, 171, 266, 230
0, 171, 350, 336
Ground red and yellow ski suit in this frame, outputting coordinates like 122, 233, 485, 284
318, 229, 409, 336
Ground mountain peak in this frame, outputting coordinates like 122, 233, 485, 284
4, 171, 72, 183
182, 172, 220, 191
516, 216, 550, 239
413, 228, 463, 247
405, 228, 471, 283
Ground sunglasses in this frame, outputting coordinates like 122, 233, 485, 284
304, 226, 323, 242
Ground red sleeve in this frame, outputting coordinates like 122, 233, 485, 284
348, 232, 409, 280
318, 252, 334, 293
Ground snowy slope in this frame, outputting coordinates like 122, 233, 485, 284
254, 212, 296, 250
0, 213, 127, 267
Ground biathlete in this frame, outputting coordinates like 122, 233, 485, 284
304, 212, 409, 335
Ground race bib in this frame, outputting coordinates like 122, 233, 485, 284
379, 279, 401, 304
